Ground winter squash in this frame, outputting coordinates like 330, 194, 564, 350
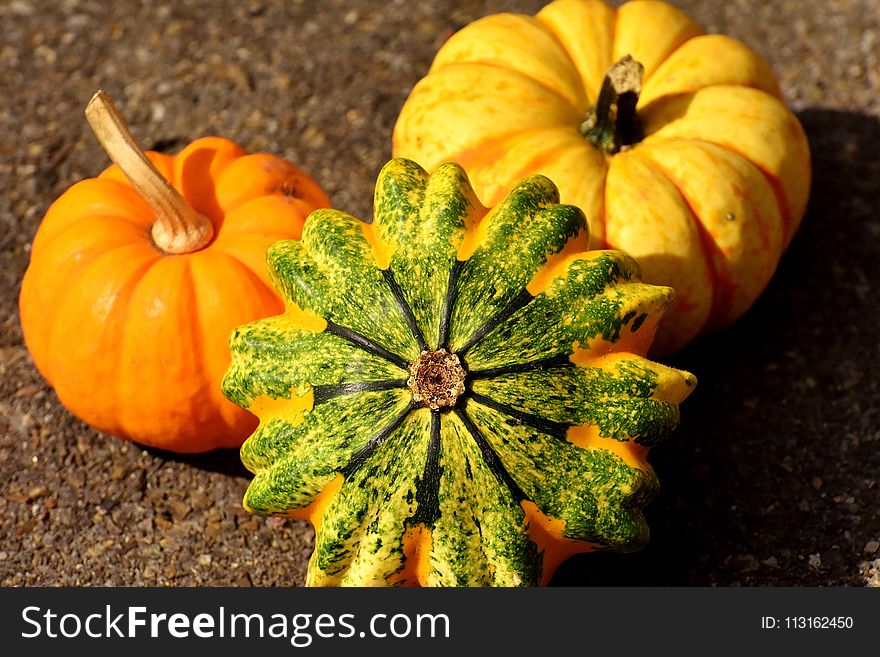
225, 159, 696, 586
223, 158, 696, 586
393, 0, 811, 354
18, 91, 330, 453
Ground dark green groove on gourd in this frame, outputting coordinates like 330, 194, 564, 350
267, 210, 420, 363
309, 410, 433, 585
374, 160, 475, 349
454, 407, 528, 504
407, 411, 442, 528
312, 379, 408, 406
466, 399, 656, 547
447, 180, 586, 353
240, 388, 411, 512
224, 315, 408, 411
223, 158, 696, 586
341, 402, 418, 478
458, 288, 534, 355
438, 259, 464, 349
324, 321, 410, 370
465, 251, 674, 371
381, 268, 428, 351
467, 391, 570, 441
468, 354, 571, 379
432, 411, 542, 585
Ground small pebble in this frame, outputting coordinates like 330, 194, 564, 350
167, 499, 191, 521
154, 516, 173, 530
109, 465, 128, 481
27, 485, 48, 501
15, 384, 40, 398
8, 1, 34, 17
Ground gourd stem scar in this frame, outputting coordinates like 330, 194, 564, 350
407, 350, 467, 410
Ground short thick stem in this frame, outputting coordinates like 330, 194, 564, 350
85, 90, 213, 254
580, 55, 644, 155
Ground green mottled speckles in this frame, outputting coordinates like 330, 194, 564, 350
224, 158, 695, 587
465, 252, 672, 370
309, 410, 432, 586
268, 211, 420, 361
223, 315, 406, 410
428, 411, 540, 586
466, 400, 655, 548
243, 389, 411, 507
374, 160, 479, 346
449, 177, 586, 351
469, 358, 681, 444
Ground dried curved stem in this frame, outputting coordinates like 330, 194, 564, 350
85, 90, 213, 254
580, 55, 644, 154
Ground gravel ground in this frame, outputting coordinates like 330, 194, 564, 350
1, 0, 878, 587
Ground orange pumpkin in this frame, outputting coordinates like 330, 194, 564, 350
393, 0, 811, 354
18, 91, 330, 453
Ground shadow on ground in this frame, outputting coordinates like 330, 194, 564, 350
141, 445, 251, 479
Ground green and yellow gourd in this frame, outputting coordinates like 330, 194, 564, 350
222, 159, 696, 586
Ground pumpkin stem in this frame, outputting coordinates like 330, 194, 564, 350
580, 55, 644, 155
84, 90, 213, 254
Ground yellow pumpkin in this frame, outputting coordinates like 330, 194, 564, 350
393, 0, 811, 354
